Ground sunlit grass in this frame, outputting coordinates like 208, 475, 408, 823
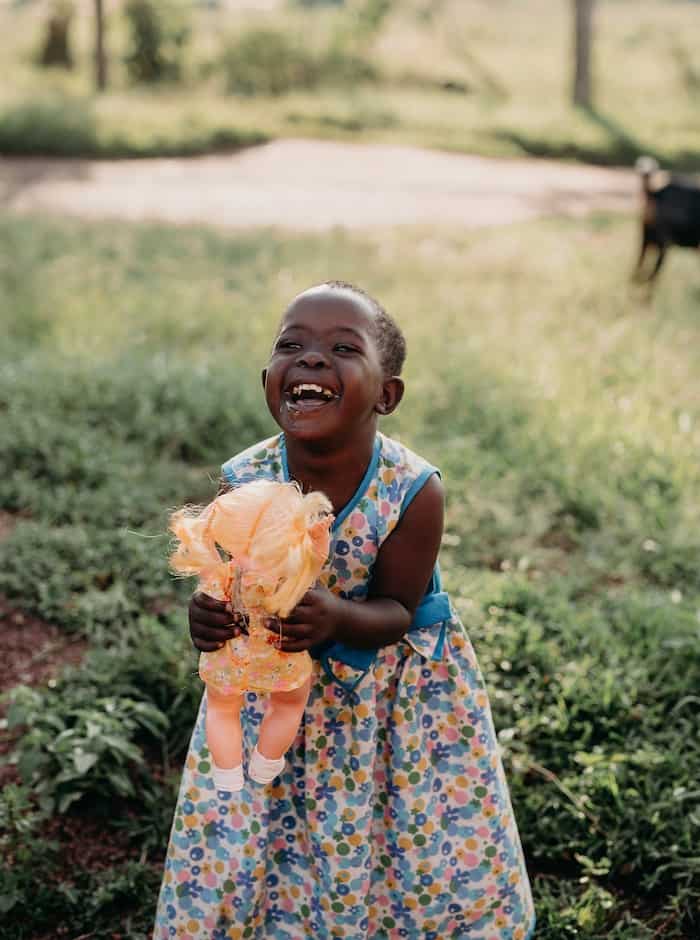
1, 210, 699, 937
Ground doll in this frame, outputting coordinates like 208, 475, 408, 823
169, 480, 333, 791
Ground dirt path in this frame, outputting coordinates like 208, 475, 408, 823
0, 138, 637, 230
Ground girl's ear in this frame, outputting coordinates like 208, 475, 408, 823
261, 368, 267, 389
375, 377, 404, 416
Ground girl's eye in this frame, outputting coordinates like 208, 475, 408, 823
334, 344, 359, 354
276, 340, 301, 351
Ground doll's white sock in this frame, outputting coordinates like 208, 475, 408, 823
212, 762, 244, 793
248, 748, 285, 785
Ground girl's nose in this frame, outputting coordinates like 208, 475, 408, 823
298, 348, 328, 368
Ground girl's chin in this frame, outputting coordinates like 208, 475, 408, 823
278, 400, 340, 429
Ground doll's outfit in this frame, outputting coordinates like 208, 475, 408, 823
153, 433, 536, 940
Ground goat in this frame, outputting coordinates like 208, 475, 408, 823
632, 156, 700, 285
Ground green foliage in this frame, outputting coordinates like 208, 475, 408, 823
353, 0, 394, 38
0, 784, 54, 917
219, 27, 375, 96
0, 95, 98, 156
123, 0, 190, 84
6, 682, 168, 813
0, 95, 267, 157
0, 857, 161, 940
2, 0, 700, 165
2, 215, 700, 936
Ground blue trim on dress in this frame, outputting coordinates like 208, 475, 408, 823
280, 433, 382, 535
221, 462, 237, 488
399, 465, 439, 519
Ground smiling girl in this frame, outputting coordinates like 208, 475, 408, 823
153, 282, 535, 940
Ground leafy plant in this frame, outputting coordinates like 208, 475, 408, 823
6, 684, 168, 813
0, 784, 55, 916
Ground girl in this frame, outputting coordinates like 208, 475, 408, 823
153, 281, 535, 940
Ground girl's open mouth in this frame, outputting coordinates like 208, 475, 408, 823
284, 383, 340, 413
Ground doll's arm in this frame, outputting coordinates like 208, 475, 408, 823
277, 474, 444, 652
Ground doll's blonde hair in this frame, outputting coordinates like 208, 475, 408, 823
170, 480, 333, 617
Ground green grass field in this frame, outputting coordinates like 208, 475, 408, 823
1, 209, 699, 938
1, 0, 699, 166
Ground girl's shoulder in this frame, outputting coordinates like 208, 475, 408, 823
377, 433, 440, 492
221, 434, 284, 487
369, 434, 440, 534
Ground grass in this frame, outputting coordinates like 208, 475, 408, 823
0, 0, 699, 166
1, 209, 699, 938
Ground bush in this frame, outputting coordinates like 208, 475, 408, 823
0, 97, 97, 157
219, 28, 377, 96
124, 0, 190, 84
220, 28, 319, 96
6, 681, 168, 813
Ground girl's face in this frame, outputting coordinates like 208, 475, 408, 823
263, 287, 402, 446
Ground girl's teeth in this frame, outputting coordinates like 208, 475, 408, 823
291, 384, 334, 398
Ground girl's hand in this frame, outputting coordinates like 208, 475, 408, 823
189, 592, 247, 652
270, 586, 341, 653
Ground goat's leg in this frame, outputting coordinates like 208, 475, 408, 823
645, 243, 668, 283
632, 233, 650, 281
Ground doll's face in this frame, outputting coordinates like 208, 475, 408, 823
263, 287, 401, 445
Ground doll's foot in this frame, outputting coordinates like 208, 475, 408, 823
248, 748, 285, 785
212, 762, 244, 792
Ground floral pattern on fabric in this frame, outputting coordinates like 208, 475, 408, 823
153, 433, 535, 940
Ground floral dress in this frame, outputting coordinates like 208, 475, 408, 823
153, 433, 536, 940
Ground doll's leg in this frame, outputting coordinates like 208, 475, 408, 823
205, 687, 245, 791
249, 677, 311, 784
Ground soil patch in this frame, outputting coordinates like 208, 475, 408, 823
0, 596, 87, 785
0, 596, 86, 698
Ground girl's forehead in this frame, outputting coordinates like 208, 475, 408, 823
280, 290, 376, 336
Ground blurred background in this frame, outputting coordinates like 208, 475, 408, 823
1, 2, 699, 939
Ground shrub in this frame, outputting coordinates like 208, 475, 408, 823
123, 0, 190, 84
0, 97, 97, 157
219, 28, 377, 96
220, 28, 319, 96
6, 682, 169, 813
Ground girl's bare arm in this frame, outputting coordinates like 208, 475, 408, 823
278, 474, 445, 652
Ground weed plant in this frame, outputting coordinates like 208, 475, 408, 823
0, 213, 699, 937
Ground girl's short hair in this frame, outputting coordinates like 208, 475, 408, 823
324, 280, 406, 376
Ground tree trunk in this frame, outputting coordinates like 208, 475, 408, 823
95, 0, 107, 91
572, 0, 594, 108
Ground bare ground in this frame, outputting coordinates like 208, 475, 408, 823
0, 138, 638, 231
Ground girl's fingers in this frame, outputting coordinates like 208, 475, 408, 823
276, 622, 312, 641
278, 638, 312, 653
195, 639, 229, 652
192, 591, 228, 611
192, 609, 240, 629
190, 621, 237, 644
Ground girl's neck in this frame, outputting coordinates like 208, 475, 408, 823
283, 425, 378, 510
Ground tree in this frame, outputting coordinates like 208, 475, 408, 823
39, 1, 75, 70
95, 0, 107, 91
572, 0, 594, 108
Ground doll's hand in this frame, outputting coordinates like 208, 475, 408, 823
189, 592, 247, 652
270, 586, 341, 653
